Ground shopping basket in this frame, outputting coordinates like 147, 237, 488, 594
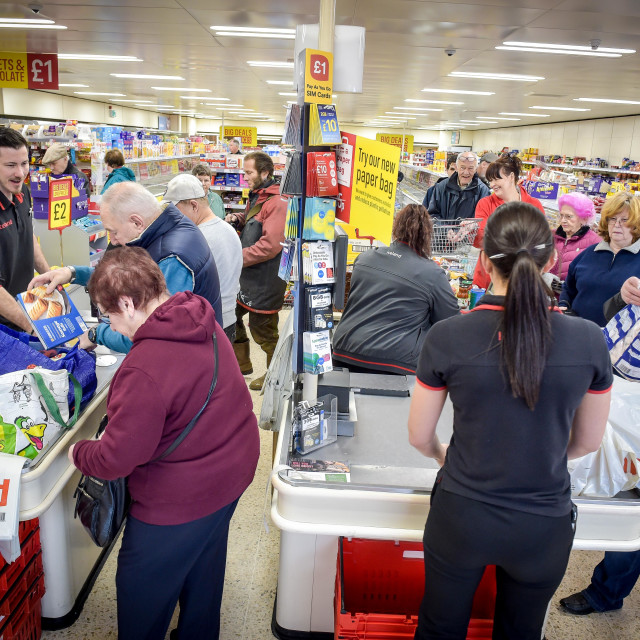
431, 218, 481, 277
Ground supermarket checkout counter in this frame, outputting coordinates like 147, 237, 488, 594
16, 285, 125, 629
270, 376, 640, 638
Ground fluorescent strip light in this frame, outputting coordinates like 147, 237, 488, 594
530, 105, 590, 111
449, 71, 544, 81
75, 91, 126, 96
59, 54, 142, 61
386, 112, 421, 117
152, 87, 211, 92
395, 106, 446, 111
279, 92, 298, 96
0, 18, 54, 24
208, 103, 244, 107
497, 46, 620, 58
504, 41, 635, 54
445, 123, 472, 126
247, 61, 294, 68
476, 116, 521, 121
218, 107, 254, 111
404, 99, 464, 105
574, 98, 640, 105
459, 121, 482, 124
58, 84, 89, 88
211, 26, 295, 34
0, 24, 67, 30
266, 80, 294, 85
215, 31, 295, 39
113, 99, 154, 103
421, 88, 494, 96
499, 112, 551, 117
180, 96, 221, 100
152, 105, 175, 109
471, 121, 498, 124
111, 74, 185, 80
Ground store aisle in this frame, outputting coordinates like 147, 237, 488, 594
40, 312, 639, 640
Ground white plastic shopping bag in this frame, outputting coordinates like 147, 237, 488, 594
0, 452, 28, 563
569, 422, 640, 497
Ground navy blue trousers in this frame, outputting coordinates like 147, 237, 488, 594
583, 550, 640, 611
414, 488, 575, 640
115, 499, 238, 640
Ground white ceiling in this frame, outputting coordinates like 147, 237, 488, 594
1, 0, 639, 132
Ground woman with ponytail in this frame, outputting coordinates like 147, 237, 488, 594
332, 204, 459, 374
409, 202, 612, 640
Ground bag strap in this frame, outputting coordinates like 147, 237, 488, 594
151, 332, 219, 462
31, 371, 82, 430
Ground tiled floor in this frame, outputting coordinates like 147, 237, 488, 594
41, 325, 639, 639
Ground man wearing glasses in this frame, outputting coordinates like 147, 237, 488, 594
428, 152, 490, 221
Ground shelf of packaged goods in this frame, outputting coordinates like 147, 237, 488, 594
125, 154, 200, 164
208, 167, 284, 176
401, 162, 447, 179
211, 186, 245, 192
521, 160, 640, 176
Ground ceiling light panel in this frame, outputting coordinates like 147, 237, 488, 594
59, 54, 142, 61
75, 91, 125, 96
152, 87, 211, 92
499, 112, 551, 117
111, 74, 184, 80
503, 41, 635, 54
574, 98, 640, 105
421, 88, 494, 96
529, 105, 590, 111
476, 116, 521, 121
449, 71, 544, 81
404, 99, 464, 105
58, 84, 88, 88
0, 24, 67, 30
247, 61, 294, 68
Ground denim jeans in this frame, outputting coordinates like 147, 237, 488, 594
582, 550, 640, 611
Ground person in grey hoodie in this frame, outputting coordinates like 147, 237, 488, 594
332, 204, 459, 374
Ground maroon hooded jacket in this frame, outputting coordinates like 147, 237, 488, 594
73, 291, 259, 525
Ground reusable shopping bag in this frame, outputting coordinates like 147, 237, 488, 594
0, 324, 96, 409
0, 368, 81, 463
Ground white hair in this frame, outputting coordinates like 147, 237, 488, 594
101, 182, 160, 221
456, 151, 479, 166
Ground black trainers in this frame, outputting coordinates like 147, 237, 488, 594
559, 592, 595, 615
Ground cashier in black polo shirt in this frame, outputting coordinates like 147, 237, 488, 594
408, 202, 613, 640
0, 128, 50, 332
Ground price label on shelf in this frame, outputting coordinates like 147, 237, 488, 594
301, 48, 333, 105
48, 178, 73, 230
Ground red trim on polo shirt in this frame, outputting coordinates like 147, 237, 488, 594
332, 351, 416, 374
416, 378, 447, 391
587, 385, 612, 395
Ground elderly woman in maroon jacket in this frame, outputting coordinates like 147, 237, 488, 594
68, 246, 259, 640
550, 192, 601, 282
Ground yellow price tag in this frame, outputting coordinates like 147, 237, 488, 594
48, 177, 72, 230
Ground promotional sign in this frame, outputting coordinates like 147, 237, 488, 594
309, 104, 341, 145
220, 126, 257, 147
48, 178, 72, 231
0, 51, 58, 90
336, 132, 400, 246
302, 48, 333, 104
375, 134, 414, 154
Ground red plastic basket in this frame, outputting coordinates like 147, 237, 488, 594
0, 553, 43, 616
0, 574, 45, 640
335, 538, 496, 640
0, 528, 41, 595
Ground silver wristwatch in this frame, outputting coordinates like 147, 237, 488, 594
68, 265, 77, 284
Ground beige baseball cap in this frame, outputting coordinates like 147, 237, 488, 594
164, 173, 206, 204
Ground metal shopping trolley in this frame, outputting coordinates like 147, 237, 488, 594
431, 217, 481, 277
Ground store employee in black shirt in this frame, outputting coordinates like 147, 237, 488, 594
408, 202, 612, 640
0, 128, 50, 332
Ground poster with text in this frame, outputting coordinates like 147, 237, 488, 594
336, 132, 400, 246
375, 133, 414, 154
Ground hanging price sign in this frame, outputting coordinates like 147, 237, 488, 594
302, 48, 333, 104
48, 178, 73, 230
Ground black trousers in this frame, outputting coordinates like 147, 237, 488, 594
116, 499, 238, 640
414, 488, 575, 640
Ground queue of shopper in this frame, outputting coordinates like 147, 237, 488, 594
3, 123, 639, 639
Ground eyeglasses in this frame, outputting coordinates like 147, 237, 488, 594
558, 213, 577, 221
608, 217, 629, 227
97, 307, 111, 323
457, 155, 476, 162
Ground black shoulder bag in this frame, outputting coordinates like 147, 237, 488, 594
73, 333, 219, 548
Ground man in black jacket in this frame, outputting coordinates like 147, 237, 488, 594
428, 151, 490, 221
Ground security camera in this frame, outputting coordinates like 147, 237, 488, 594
29, 3, 43, 13
445, 49, 456, 57
590, 39, 601, 51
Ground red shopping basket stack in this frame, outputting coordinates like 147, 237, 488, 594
0, 519, 45, 640
335, 538, 495, 640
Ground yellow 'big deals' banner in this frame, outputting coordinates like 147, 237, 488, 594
336, 132, 401, 246
220, 126, 257, 147
375, 133, 414, 154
